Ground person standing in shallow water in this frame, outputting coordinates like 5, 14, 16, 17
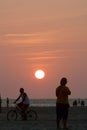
56, 77, 71, 129
6, 97, 9, 108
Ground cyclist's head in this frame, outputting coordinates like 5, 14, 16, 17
20, 88, 24, 93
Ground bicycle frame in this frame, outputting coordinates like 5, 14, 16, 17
7, 103, 37, 121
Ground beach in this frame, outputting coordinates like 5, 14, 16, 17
0, 106, 87, 130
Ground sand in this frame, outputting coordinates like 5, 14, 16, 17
0, 106, 87, 130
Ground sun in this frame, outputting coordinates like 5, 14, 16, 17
35, 69, 45, 79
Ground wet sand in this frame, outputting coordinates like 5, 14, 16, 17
0, 106, 87, 130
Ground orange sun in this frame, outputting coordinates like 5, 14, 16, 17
35, 69, 45, 79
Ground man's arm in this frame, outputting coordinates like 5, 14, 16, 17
14, 94, 21, 103
56, 87, 60, 97
66, 87, 71, 95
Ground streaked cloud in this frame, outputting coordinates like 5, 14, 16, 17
25, 56, 65, 61
0, 33, 38, 37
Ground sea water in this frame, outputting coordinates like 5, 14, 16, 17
1, 98, 87, 107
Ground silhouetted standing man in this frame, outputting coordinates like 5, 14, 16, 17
56, 77, 71, 129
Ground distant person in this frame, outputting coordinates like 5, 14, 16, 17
14, 88, 30, 120
73, 100, 77, 107
6, 97, 9, 108
78, 99, 80, 104
56, 77, 71, 129
0, 94, 2, 113
81, 100, 85, 106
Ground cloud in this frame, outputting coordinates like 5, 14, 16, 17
25, 56, 65, 61
23, 50, 66, 61
0, 33, 38, 37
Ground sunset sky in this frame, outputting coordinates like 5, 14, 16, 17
0, 0, 87, 99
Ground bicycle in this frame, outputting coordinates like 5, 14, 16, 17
7, 103, 37, 121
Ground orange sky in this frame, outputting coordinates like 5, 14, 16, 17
0, 0, 87, 99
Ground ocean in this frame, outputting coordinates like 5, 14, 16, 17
1, 98, 87, 107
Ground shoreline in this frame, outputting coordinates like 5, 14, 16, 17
1, 98, 87, 108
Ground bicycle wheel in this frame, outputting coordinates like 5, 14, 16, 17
7, 110, 17, 121
27, 110, 37, 121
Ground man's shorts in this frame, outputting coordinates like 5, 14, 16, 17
56, 103, 69, 120
18, 102, 29, 111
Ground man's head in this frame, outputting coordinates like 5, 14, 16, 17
20, 88, 24, 93
60, 77, 67, 86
